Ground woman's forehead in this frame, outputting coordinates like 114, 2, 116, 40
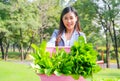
63, 12, 76, 17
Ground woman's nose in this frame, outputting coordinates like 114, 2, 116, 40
67, 19, 71, 22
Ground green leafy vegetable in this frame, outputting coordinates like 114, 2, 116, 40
31, 36, 101, 80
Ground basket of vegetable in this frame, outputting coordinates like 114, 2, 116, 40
31, 36, 101, 81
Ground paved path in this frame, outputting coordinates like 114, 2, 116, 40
101, 63, 118, 68
106, 63, 117, 68
6, 60, 33, 66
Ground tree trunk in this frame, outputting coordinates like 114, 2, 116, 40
24, 35, 34, 60
13, 43, 16, 52
0, 38, 4, 59
107, 1, 120, 68
105, 31, 110, 68
24, 46, 31, 60
112, 20, 120, 68
20, 28, 24, 61
39, 28, 43, 43
20, 46, 24, 61
97, 12, 111, 68
4, 44, 9, 61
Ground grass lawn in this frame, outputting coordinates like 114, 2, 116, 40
0, 60, 120, 81
92, 68, 120, 81
0, 61, 40, 81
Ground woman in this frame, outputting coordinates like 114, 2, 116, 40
47, 6, 86, 46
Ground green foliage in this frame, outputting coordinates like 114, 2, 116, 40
73, 0, 99, 35
31, 36, 101, 80
70, 36, 101, 78
87, 32, 106, 46
0, 0, 62, 60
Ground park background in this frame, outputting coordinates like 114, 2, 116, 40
0, 0, 120, 81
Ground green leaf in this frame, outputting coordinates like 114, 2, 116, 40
31, 35, 101, 78
44, 69, 52, 76
39, 69, 44, 74
78, 36, 85, 44
54, 70, 62, 76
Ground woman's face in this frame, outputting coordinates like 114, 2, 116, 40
62, 12, 77, 31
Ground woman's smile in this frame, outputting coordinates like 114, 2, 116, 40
62, 12, 77, 31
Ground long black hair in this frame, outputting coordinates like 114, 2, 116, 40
55, 6, 81, 46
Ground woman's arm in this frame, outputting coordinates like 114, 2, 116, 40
47, 29, 59, 46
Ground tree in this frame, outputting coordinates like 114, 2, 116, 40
0, 1, 11, 59
73, 0, 100, 35
8, 0, 41, 60
73, 0, 120, 68
0, 0, 61, 60
93, 0, 120, 68
0, 0, 41, 60
35, 0, 61, 43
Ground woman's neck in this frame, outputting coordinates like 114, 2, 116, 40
65, 29, 74, 40
66, 29, 74, 34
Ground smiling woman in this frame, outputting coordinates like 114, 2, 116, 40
47, 6, 86, 47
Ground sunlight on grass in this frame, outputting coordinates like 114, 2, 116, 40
93, 68, 120, 81
0, 61, 40, 81
0, 61, 120, 81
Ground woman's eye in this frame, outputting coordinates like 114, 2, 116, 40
64, 17, 68, 20
70, 17, 73, 19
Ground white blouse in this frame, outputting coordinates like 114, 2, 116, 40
65, 40, 70, 46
